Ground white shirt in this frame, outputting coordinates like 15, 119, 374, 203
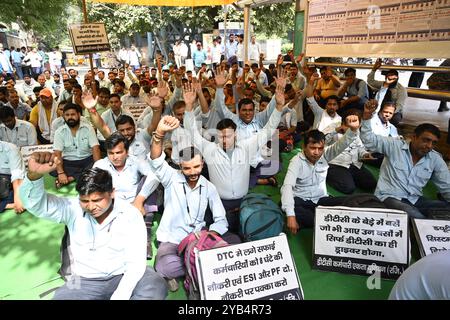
53, 122, 99, 161
307, 97, 342, 134
185, 107, 282, 200
19, 177, 147, 300
211, 45, 222, 64
0, 119, 37, 147
327, 133, 368, 169
249, 42, 261, 61
149, 152, 228, 244
129, 129, 152, 160
0, 141, 25, 182
279, 107, 298, 130
97, 108, 133, 141
94, 155, 159, 202
281, 129, 358, 216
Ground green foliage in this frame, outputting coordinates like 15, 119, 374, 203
253, 3, 295, 38
0, 0, 80, 48
281, 42, 293, 54
88, 4, 219, 48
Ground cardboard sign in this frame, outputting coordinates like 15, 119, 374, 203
123, 103, 148, 123
20, 145, 54, 169
413, 219, 450, 257
68, 23, 111, 55
196, 234, 303, 300
313, 206, 409, 279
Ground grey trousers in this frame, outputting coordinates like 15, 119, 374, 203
53, 266, 168, 300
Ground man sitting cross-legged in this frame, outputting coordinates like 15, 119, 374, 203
281, 118, 361, 234
361, 100, 450, 219
149, 115, 240, 292
51, 103, 101, 188
183, 78, 286, 234
93, 132, 160, 259
19, 153, 168, 300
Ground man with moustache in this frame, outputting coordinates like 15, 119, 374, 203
19, 155, 168, 300
52, 103, 101, 188
361, 100, 450, 219
368, 58, 407, 126
149, 115, 240, 292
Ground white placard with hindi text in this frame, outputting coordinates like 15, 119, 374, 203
314, 206, 409, 279
123, 103, 148, 123
20, 145, 54, 169
413, 219, 450, 257
68, 23, 110, 55
196, 234, 303, 300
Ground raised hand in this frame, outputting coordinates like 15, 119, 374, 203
363, 99, 378, 120
274, 67, 287, 89
215, 66, 227, 88
28, 152, 61, 176
346, 115, 361, 132
81, 91, 97, 110
148, 94, 162, 112
276, 54, 284, 67
156, 116, 180, 134
183, 82, 197, 109
157, 81, 168, 99
275, 83, 286, 109
295, 53, 305, 63
373, 58, 382, 71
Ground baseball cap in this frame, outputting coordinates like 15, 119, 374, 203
39, 88, 53, 98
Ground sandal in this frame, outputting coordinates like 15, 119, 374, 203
55, 179, 62, 189
267, 176, 278, 187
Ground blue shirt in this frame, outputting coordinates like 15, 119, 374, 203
192, 49, 207, 67
281, 129, 358, 215
360, 119, 450, 204
149, 152, 228, 245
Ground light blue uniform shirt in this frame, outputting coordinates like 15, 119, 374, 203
0, 119, 37, 147
53, 122, 99, 161
360, 119, 450, 204
93, 155, 159, 202
281, 129, 358, 216
19, 177, 147, 300
149, 152, 228, 245
0, 141, 25, 182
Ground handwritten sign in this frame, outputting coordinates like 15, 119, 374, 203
68, 23, 110, 55
413, 219, 450, 257
196, 234, 303, 300
123, 103, 148, 123
20, 145, 54, 169
313, 206, 409, 279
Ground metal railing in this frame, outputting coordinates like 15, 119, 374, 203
307, 61, 450, 73
306, 61, 450, 101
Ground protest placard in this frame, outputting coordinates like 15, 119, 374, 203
412, 219, 450, 257
68, 23, 110, 55
123, 103, 148, 123
313, 206, 409, 279
20, 145, 54, 169
196, 234, 303, 300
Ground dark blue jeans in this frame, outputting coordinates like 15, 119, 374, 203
383, 197, 450, 219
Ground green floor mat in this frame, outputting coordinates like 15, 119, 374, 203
0, 147, 435, 300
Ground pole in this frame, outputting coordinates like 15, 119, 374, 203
82, 0, 97, 97
223, 5, 228, 61
294, 0, 307, 57
243, 5, 250, 64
